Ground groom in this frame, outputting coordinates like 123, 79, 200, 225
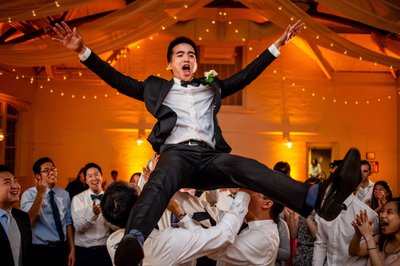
53, 20, 362, 266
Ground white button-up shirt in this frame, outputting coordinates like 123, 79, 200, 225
71, 189, 113, 247
209, 219, 279, 266
163, 78, 216, 148
107, 192, 250, 266
313, 194, 379, 266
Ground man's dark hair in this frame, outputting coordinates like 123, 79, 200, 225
84, 162, 102, 177
100, 182, 139, 228
0, 164, 12, 174
273, 161, 291, 176
32, 157, 54, 175
329, 160, 342, 169
270, 201, 284, 224
167, 36, 198, 62
111, 170, 118, 175
361, 159, 372, 171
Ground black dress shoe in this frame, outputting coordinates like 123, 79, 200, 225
114, 234, 144, 266
314, 147, 361, 221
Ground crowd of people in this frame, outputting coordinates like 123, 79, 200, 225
1, 156, 399, 266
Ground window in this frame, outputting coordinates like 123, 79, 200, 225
197, 46, 243, 106
0, 103, 18, 173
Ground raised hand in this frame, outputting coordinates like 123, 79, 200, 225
351, 210, 374, 239
35, 176, 48, 196
52, 21, 86, 54
274, 20, 305, 49
92, 200, 102, 215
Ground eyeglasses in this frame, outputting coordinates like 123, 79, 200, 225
40, 167, 57, 175
361, 170, 370, 173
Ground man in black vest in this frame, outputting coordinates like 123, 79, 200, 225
53, 20, 362, 265
0, 164, 32, 266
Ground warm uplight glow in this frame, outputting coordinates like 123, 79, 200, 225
283, 139, 292, 149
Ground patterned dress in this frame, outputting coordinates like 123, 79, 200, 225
293, 211, 316, 266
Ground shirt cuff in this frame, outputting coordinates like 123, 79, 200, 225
231, 191, 250, 213
268, 44, 280, 57
79, 47, 92, 61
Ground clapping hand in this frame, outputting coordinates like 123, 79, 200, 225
351, 210, 374, 239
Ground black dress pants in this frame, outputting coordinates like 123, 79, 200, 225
32, 242, 68, 266
125, 144, 312, 237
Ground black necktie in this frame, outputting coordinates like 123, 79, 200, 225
90, 194, 103, 201
48, 190, 65, 241
238, 222, 249, 234
192, 211, 216, 227
181, 78, 203, 87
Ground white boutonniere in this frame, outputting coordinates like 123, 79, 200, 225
204, 69, 218, 84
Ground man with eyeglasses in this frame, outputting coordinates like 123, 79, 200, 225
20, 157, 75, 266
355, 160, 375, 204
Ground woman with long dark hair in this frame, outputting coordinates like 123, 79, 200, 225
349, 197, 400, 265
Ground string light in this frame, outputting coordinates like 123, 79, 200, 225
0, 13, 396, 106
55, 1, 60, 8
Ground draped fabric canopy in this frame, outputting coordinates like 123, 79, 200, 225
0, 0, 399, 68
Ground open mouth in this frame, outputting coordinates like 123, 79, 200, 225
182, 64, 191, 75
380, 220, 389, 230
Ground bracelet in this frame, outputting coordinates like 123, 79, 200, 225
367, 247, 377, 251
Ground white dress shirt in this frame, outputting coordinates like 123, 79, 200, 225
216, 190, 235, 212
313, 194, 379, 266
208, 218, 279, 266
107, 192, 250, 266
355, 180, 375, 203
210, 219, 279, 266
71, 189, 112, 247
163, 77, 216, 147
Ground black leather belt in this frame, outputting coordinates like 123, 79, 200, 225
179, 140, 212, 149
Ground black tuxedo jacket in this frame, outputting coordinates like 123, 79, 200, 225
0, 208, 32, 266
82, 47, 276, 153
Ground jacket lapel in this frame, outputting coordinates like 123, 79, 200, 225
154, 79, 174, 113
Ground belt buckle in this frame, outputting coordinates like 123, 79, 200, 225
187, 140, 198, 146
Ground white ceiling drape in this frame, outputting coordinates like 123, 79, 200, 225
0, 0, 399, 68
0, 0, 212, 67
241, 0, 400, 68
316, 0, 400, 33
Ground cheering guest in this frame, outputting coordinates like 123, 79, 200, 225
71, 162, 115, 266
21, 157, 74, 266
0, 164, 32, 266
349, 198, 400, 265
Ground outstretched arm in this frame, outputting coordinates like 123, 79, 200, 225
52, 21, 87, 55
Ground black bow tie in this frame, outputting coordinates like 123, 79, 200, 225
181, 78, 203, 87
90, 194, 103, 201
